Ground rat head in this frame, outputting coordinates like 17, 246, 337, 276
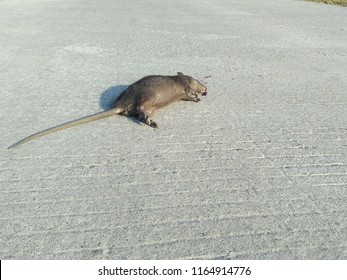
177, 72, 207, 96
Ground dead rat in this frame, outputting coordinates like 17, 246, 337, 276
8, 72, 207, 149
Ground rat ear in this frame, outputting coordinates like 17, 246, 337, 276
177, 72, 184, 76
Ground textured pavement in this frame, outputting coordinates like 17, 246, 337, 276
1, 0, 346, 259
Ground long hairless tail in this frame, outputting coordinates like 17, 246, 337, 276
8, 108, 122, 149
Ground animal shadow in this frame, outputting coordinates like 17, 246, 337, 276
99, 84, 143, 126
99, 85, 128, 110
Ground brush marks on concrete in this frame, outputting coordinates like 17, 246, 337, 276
1, 0, 346, 259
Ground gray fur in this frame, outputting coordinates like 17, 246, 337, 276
8, 72, 207, 148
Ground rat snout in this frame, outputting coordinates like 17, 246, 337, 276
200, 86, 207, 96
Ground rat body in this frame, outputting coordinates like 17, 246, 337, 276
8, 72, 207, 148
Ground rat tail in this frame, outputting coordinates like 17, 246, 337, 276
8, 108, 123, 149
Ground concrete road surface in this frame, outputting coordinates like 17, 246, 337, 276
1, 0, 346, 259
